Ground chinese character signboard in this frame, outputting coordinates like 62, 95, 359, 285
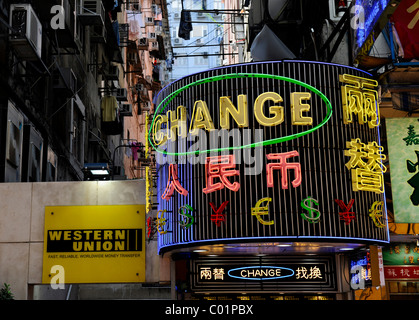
191, 256, 336, 292
152, 61, 389, 252
383, 242, 419, 280
42, 205, 146, 284
382, 242, 419, 266
387, 118, 419, 223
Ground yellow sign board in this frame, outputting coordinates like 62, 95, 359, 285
42, 205, 146, 284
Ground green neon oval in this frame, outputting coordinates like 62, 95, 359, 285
148, 73, 333, 156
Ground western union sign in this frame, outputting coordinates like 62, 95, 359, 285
46, 229, 142, 252
42, 205, 146, 284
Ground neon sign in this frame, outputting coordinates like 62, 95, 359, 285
155, 62, 389, 250
197, 264, 325, 282
340, 74, 380, 128
149, 73, 333, 156
344, 138, 386, 193
251, 197, 274, 225
228, 266, 294, 281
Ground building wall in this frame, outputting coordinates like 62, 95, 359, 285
0, 180, 170, 300
168, 0, 224, 81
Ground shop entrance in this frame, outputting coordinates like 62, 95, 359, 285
189, 293, 335, 301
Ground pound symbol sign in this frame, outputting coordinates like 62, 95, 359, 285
301, 197, 321, 223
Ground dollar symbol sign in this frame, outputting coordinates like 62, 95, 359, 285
179, 204, 194, 229
301, 197, 321, 223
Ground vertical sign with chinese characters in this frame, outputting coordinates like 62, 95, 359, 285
387, 118, 419, 223
154, 61, 388, 252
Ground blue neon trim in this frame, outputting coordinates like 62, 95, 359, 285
158, 235, 390, 253
227, 266, 295, 281
155, 60, 388, 253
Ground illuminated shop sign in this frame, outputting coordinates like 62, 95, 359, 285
350, 251, 372, 289
350, 0, 399, 64
154, 61, 389, 252
191, 256, 336, 292
383, 243, 419, 266
42, 205, 146, 284
387, 118, 419, 223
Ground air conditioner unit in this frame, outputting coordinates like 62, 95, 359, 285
138, 37, 148, 49
5, 101, 24, 182
151, 4, 158, 14
174, 38, 183, 45
174, 13, 180, 19
78, 0, 105, 26
106, 65, 119, 80
53, 67, 77, 95
119, 23, 129, 44
135, 83, 144, 91
90, 24, 107, 43
155, 26, 162, 34
55, 0, 79, 49
114, 88, 128, 101
9, 4, 42, 60
196, 39, 202, 45
148, 32, 156, 40
145, 17, 154, 25
120, 103, 132, 117
127, 3, 141, 11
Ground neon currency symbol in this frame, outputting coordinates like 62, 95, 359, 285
178, 204, 194, 229
251, 197, 274, 225
300, 197, 321, 223
369, 201, 386, 228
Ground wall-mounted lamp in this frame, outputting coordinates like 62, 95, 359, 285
83, 163, 110, 180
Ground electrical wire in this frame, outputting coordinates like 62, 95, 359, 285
174, 14, 236, 57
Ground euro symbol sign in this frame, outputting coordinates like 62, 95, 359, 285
300, 197, 321, 223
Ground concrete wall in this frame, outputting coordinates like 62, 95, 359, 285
0, 180, 170, 300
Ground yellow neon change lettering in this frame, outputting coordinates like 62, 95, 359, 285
291, 92, 313, 125
254, 92, 284, 126
152, 114, 167, 146
189, 100, 215, 135
219, 94, 249, 129
167, 105, 187, 141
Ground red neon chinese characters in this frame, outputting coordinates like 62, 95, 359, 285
335, 199, 356, 225
209, 201, 229, 226
203, 155, 240, 194
161, 164, 188, 200
266, 151, 302, 189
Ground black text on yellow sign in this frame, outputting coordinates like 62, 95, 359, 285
46, 229, 143, 253
42, 205, 146, 284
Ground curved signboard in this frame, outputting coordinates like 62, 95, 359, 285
153, 61, 389, 252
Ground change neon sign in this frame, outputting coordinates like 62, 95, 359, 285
149, 73, 333, 156
228, 266, 295, 281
